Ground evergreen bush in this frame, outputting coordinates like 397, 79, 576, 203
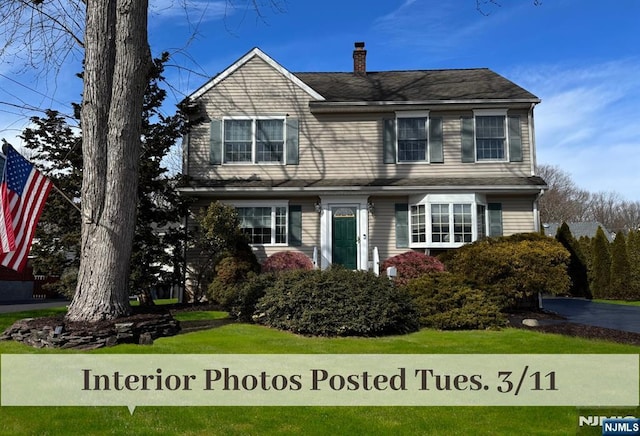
609, 232, 631, 299
590, 227, 611, 299
254, 267, 420, 336
404, 272, 506, 330
555, 222, 590, 298
208, 255, 259, 309
627, 230, 640, 299
444, 233, 570, 309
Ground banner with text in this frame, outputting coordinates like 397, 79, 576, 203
2, 354, 637, 409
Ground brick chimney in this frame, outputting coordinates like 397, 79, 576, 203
353, 42, 367, 76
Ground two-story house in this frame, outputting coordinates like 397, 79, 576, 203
180, 42, 546, 276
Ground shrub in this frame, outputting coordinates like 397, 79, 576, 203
254, 267, 420, 336
216, 273, 276, 321
208, 256, 259, 307
380, 251, 445, 286
444, 233, 570, 310
555, 223, 590, 298
188, 201, 254, 301
609, 232, 631, 300
262, 251, 314, 273
590, 227, 611, 299
404, 272, 506, 330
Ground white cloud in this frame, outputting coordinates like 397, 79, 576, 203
149, 0, 227, 23
512, 59, 640, 200
372, 1, 516, 59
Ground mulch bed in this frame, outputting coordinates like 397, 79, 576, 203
507, 310, 640, 346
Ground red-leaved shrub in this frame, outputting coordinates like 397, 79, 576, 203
380, 251, 446, 286
262, 251, 314, 273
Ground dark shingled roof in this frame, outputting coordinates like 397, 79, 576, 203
294, 69, 539, 102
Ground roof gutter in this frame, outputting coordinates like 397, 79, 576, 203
309, 98, 541, 113
178, 184, 548, 196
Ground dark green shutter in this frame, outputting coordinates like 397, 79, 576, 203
461, 117, 475, 163
286, 118, 299, 165
508, 116, 523, 162
210, 119, 222, 165
429, 117, 444, 163
395, 203, 409, 248
488, 203, 503, 237
383, 118, 396, 164
288, 205, 302, 246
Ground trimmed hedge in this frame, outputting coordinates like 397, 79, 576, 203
403, 272, 506, 330
380, 251, 446, 286
261, 251, 314, 273
443, 233, 570, 309
254, 267, 420, 337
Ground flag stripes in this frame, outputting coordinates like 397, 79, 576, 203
0, 147, 52, 272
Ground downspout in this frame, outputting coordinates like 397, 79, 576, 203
529, 102, 537, 176
533, 188, 545, 233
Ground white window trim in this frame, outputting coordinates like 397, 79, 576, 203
472, 109, 509, 163
408, 194, 488, 249
395, 110, 430, 164
222, 116, 287, 165
222, 200, 289, 246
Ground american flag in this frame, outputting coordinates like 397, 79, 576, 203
0, 147, 52, 272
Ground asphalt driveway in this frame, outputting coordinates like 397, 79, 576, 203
542, 297, 640, 334
0, 299, 69, 314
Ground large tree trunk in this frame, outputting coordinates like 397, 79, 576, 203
66, 0, 151, 322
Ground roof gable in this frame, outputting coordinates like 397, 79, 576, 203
189, 48, 325, 101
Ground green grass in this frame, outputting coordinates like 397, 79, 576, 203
593, 299, 640, 307
0, 307, 638, 435
130, 298, 179, 307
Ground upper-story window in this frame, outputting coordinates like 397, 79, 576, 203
210, 117, 298, 166
397, 117, 427, 162
461, 109, 523, 163
224, 117, 285, 164
475, 115, 506, 161
383, 112, 443, 164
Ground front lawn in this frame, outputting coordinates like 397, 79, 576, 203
593, 299, 640, 307
0, 307, 638, 435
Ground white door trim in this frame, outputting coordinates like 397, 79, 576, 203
319, 195, 369, 270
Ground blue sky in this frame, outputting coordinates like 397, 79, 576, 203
1, 0, 639, 200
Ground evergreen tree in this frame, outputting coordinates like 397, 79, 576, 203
129, 53, 188, 304
626, 229, 640, 300
555, 222, 590, 298
590, 227, 611, 299
609, 232, 631, 299
20, 109, 82, 284
21, 54, 186, 302
577, 235, 594, 282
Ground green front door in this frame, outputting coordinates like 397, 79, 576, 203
332, 207, 357, 269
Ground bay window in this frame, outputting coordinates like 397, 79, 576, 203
406, 194, 493, 248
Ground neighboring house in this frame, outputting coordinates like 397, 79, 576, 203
179, 42, 547, 279
543, 222, 614, 241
